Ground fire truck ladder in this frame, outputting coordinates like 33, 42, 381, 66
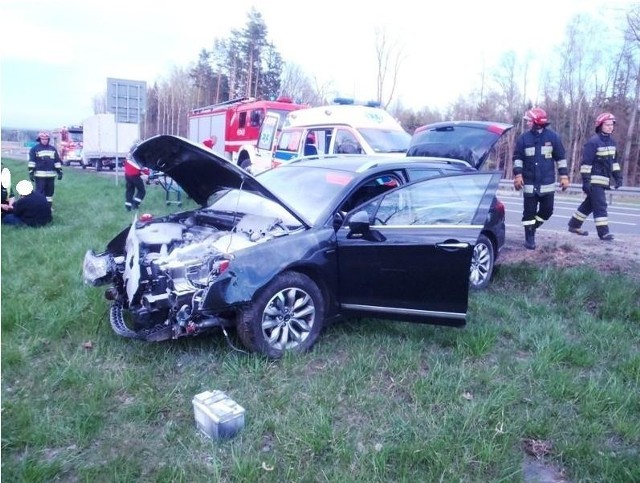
189, 97, 255, 115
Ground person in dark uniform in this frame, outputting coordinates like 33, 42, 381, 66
512, 107, 569, 250
1, 180, 52, 227
28, 132, 63, 207
567, 112, 622, 241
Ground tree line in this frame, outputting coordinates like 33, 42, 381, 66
129, 6, 640, 186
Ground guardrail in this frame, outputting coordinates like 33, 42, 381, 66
498, 180, 640, 203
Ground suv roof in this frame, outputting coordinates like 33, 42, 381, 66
277, 154, 474, 174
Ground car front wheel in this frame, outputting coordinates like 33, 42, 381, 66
470, 234, 494, 290
237, 271, 324, 358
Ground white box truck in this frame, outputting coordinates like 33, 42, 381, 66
82, 113, 139, 171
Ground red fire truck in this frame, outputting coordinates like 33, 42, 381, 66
51, 125, 84, 167
187, 96, 308, 173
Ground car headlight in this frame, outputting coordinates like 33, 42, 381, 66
83, 250, 112, 286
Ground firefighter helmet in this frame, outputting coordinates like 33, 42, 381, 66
37, 131, 50, 141
595, 112, 616, 132
523, 108, 549, 127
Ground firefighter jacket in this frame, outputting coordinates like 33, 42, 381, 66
124, 157, 150, 177
512, 127, 568, 195
28, 143, 62, 178
580, 132, 621, 189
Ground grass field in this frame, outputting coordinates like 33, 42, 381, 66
2, 157, 639, 482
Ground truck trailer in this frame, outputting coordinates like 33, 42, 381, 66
82, 113, 139, 171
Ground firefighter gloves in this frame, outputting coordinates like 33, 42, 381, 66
57, 171, 63, 181
614, 176, 623, 189
582, 180, 591, 195
559, 175, 569, 191
513, 174, 524, 190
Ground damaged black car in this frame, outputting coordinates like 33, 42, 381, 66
84, 135, 502, 358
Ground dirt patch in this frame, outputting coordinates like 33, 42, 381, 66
497, 228, 640, 279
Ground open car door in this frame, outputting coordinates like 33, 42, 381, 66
336, 171, 502, 326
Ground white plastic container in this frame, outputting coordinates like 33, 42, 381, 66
192, 390, 245, 440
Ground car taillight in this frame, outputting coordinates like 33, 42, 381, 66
494, 199, 505, 218
139, 213, 153, 222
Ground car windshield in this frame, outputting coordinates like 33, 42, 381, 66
206, 189, 302, 229
358, 128, 411, 153
257, 166, 355, 225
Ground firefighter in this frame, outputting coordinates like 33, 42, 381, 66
512, 108, 569, 249
567, 112, 622, 241
124, 142, 149, 211
28, 132, 63, 207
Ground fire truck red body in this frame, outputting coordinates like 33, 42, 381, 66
51, 125, 84, 166
187, 96, 307, 173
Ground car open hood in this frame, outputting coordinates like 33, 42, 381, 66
132, 135, 300, 214
407, 121, 513, 169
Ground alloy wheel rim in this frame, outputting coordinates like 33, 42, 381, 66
261, 287, 315, 350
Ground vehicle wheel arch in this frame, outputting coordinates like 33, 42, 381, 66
469, 232, 496, 291
237, 145, 255, 169
236, 269, 326, 358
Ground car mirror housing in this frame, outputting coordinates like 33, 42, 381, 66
347, 210, 371, 238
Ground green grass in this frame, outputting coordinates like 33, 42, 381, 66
2, 157, 639, 482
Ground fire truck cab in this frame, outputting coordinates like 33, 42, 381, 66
265, 99, 411, 168
52, 125, 84, 167
187, 96, 307, 174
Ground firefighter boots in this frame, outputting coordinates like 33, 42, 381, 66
596, 225, 614, 241
568, 217, 589, 236
568, 226, 589, 236
524, 226, 536, 250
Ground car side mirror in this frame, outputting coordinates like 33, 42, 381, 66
347, 210, 371, 238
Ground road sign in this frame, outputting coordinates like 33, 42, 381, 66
107, 78, 146, 124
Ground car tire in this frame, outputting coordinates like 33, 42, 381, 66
237, 271, 324, 358
470, 234, 494, 290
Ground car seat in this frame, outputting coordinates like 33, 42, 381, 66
304, 143, 318, 156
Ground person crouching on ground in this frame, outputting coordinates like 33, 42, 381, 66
124, 146, 149, 211
2, 180, 52, 227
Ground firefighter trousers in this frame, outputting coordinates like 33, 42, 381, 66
35, 177, 56, 205
125, 175, 146, 210
568, 185, 610, 237
522, 192, 554, 229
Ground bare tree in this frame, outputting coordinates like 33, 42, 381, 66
622, 4, 640, 185
374, 27, 405, 109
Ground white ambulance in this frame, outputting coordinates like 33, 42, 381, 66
256, 99, 411, 169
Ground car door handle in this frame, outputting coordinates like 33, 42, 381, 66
436, 242, 470, 251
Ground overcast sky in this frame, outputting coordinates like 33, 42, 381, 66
0, 0, 634, 130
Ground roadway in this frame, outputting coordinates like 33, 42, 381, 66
499, 191, 640, 238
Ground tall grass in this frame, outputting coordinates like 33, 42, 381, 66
2, 157, 639, 482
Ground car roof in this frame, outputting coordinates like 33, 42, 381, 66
279, 154, 474, 174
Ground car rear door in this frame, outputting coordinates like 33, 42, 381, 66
335, 171, 501, 326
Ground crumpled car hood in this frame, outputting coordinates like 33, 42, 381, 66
132, 135, 286, 208
407, 121, 513, 169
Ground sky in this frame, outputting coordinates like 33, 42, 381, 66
0, 0, 635, 130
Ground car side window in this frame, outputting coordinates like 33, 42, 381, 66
368, 175, 490, 226
340, 174, 402, 214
